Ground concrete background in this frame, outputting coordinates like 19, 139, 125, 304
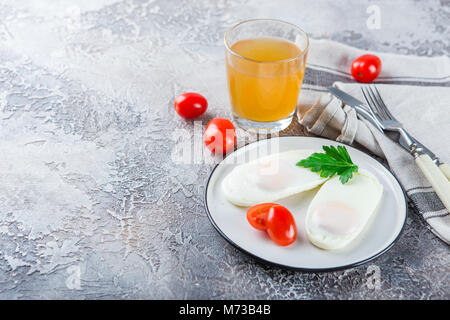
0, 0, 448, 299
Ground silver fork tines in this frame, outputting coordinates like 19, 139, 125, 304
361, 84, 418, 152
371, 86, 395, 120
361, 85, 401, 129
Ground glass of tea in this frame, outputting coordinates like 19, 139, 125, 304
224, 19, 309, 133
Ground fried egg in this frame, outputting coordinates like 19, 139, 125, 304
305, 169, 383, 250
222, 150, 328, 207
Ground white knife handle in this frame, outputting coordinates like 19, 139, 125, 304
415, 154, 450, 212
439, 163, 450, 181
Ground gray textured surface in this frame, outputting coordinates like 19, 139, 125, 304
0, 0, 448, 299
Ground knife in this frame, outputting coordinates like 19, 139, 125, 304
327, 87, 450, 180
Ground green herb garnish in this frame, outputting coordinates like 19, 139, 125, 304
296, 145, 358, 184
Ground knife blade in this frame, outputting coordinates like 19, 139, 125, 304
327, 87, 365, 109
327, 87, 384, 132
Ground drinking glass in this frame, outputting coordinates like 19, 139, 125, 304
224, 19, 309, 133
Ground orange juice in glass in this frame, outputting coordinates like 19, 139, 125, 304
225, 19, 309, 132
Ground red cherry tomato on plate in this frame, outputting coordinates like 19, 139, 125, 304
204, 118, 236, 155
247, 203, 279, 231
174, 92, 208, 118
266, 205, 297, 246
351, 54, 382, 83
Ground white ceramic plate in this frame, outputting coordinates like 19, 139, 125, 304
204, 136, 407, 271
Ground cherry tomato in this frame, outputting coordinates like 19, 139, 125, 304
174, 92, 208, 119
247, 203, 279, 231
351, 54, 382, 83
266, 205, 297, 246
204, 118, 236, 155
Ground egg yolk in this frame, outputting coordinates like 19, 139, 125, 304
250, 159, 289, 191
311, 202, 360, 236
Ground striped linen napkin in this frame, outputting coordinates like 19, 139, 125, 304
297, 39, 450, 244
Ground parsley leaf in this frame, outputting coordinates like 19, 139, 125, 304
296, 145, 358, 184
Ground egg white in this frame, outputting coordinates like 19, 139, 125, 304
222, 150, 328, 207
305, 169, 383, 250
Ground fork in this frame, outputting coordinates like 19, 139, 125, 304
361, 85, 450, 212
362, 85, 423, 151
362, 86, 450, 178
